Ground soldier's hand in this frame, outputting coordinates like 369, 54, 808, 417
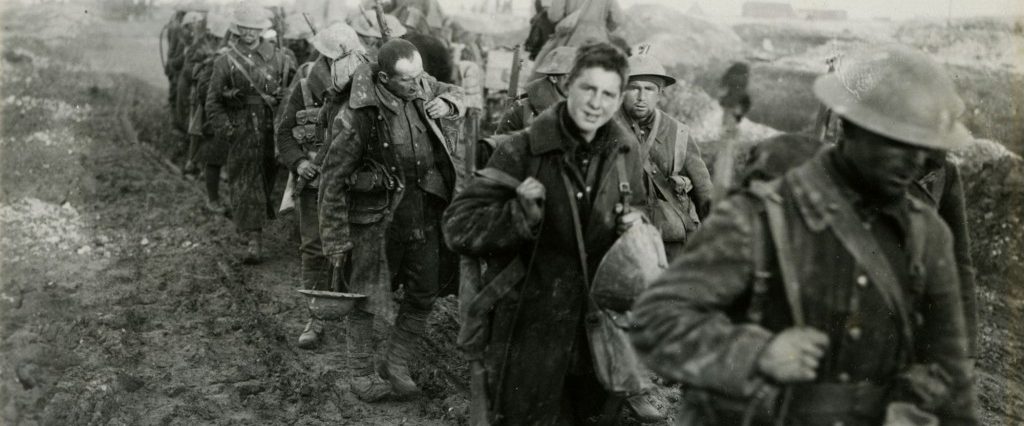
425, 98, 452, 119
296, 160, 319, 180
757, 327, 829, 383
617, 208, 645, 234
330, 253, 348, 269
516, 177, 545, 228
669, 175, 693, 194
222, 88, 241, 100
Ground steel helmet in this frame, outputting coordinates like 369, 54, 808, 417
232, 3, 273, 30
283, 12, 315, 40
206, 12, 232, 38
534, 46, 578, 75
182, 11, 205, 26
813, 43, 971, 150
310, 22, 365, 60
627, 44, 676, 87
349, 11, 407, 38
590, 222, 668, 312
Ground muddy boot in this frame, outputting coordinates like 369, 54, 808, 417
625, 394, 665, 424
242, 232, 262, 264
205, 198, 227, 215
297, 318, 322, 349
348, 311, 392, 402
378, 306, 428, 396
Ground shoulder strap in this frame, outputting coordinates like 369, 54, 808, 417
223, 52, 275, 108
299, 77, 314, 108
672, 124, 690, 176
792, 165, 915, 346
747, 180, 804, 325
522, 102, 535, 127
761, 189, 805, 326
615, 150, 632, 205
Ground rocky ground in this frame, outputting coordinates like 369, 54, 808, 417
1, 3, 1022, 426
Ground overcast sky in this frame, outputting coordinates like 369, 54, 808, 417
441, 0, 1024, 19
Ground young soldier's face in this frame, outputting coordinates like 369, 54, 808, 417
565, 67, 623, 141
622, 79, 661, 120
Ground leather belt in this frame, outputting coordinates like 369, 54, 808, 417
789, 382, 890, 415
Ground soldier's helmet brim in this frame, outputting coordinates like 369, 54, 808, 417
813, 44, 972, 150
349, 13, 407, 38
232, 4, 273, 30
310, 22, 364, 60
627, 54, 675, 87
535, 46, 579, 75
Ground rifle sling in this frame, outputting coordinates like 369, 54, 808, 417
791, 165, 915, 346
224, 50, 276, 109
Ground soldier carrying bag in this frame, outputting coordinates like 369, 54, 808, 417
684, 176, 948, 425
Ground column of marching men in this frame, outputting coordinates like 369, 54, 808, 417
162, 1, 981, 425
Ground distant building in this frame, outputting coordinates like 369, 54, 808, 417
741, 1, 796, 19
800, 9, 848, 20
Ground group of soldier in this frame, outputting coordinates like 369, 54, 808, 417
160, 0, 980, 425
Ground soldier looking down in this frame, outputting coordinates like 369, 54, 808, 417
317, 38, 464, 401
631, 44, 978, 426
274, 23, 368, 349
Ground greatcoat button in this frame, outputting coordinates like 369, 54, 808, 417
856, 275, 868, 287
383, 143, 389, 148
848, 327, 862, 340
576, 192, 583, 199
837, 373, 850, 383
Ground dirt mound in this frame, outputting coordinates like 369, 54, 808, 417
0, 3, 105, 40
896, 17, 1024, 73
618, 5, 747, 91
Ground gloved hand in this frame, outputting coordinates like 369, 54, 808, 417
425, 98, 452, 119
222, 88, 242, 101
757, 327, 830, 383
615, 204, 646, 234
222, 88, 244, 108
516, 177, 545, 229
296, 160, 319, 180
669, 175, 693, 194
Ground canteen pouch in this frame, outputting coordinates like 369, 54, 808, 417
584, 306, 653, 396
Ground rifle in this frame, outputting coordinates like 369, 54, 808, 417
813, 54, 839, 142
373, 0, 392, 41
302, 12, 317, 36
274, 7, 284, 47
506, 44, 523, 108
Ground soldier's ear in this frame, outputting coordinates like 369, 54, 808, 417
377, 70, 389, 84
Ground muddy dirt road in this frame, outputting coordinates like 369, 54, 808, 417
1, 5, 1022, 426
0, 8, 467, 426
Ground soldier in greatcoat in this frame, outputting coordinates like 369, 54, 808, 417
630, 44, 978, 426
317, 39, 464, 401
206, 3, 296, 262
443, 42, 647, 425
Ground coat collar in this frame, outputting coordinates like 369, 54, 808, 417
305, 58, 332, 102
525, 77, 564, 113
527, 101, 634, 156
348, 63, 431, 111
235, 40, 276, 61
787, 147, 923, 233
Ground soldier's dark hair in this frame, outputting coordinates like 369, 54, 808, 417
566, 42, 630, 92
378, 39, 420, 76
